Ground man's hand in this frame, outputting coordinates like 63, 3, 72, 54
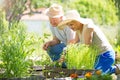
43, 41, 51, 50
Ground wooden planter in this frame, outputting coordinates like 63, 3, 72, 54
0, 75, 45, 80
0, 66, 45, 80
43, 66, 96, 78
0, 66, 96, 79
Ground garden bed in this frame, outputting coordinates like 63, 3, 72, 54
42, 66, 113, 80
0, 66, 45, 80
43, 66, 96, 78
0, 66, 113, 80
0, 75, 45, 80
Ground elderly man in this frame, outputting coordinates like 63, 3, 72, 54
43, 4, 75, 68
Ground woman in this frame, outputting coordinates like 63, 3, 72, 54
58, 10, 120, 75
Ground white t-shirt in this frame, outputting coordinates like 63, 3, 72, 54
77, 20, 113, 54
50, 24, 75, 45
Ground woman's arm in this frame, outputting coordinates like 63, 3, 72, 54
84, 28, 94, 45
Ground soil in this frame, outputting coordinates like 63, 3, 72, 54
43, 66, 96, 78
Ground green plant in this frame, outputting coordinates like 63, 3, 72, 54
69, 0, 118, 25
0, 10, 8, 36
0, 11, 35, 78
0, 5, 52, 79
31, 0, 51, 8
114, 0, 120, 19
25, 32, 51, 66
116, 26, 120, 46
65, 44, 99, 69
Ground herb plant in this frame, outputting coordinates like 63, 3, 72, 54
0, 11, 34, 78
65, 44, 99, 69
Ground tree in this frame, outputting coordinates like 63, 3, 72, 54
69, 0, 118, 25
3, 0, 26, 29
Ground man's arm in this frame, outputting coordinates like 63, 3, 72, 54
43, 36, 60, 50
50, 36, 60, 45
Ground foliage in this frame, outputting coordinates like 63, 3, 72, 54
31, 0, 50, 8
31, 0, 71, 9
31, 0, 118, 25
0, 11, 52, 78
69, 0, 118, 25
1, 0, 52, 65
115, 46, 120, 53
116, 26, 120, 46
26, 33, 51, 66
114, 0, 120, 19
65, 44, 99, 69
113, 25, 120, 56
0, 9, 8, 30
0, 11, 34, 78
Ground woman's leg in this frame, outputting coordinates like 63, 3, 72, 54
94, 50, 116, 74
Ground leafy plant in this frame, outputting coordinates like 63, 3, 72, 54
0, 11, 35, 78
0, 3, 52, 79
26, 33, 51, 66
69, 0, 118, 25
114, 0, 120, 19
116, 26, 120, 46
65, 44, 99, 69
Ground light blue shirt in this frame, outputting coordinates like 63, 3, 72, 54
50, 24, 75, 45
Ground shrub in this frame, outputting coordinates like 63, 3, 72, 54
0, 10, 34, 78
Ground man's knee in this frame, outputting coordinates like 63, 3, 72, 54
46, 44, 65, 61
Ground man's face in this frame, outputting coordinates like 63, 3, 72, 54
49, 16, 62, 27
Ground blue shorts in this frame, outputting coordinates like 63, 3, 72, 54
94, 50, 116, 74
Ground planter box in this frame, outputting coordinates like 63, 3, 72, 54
0, 66, 45, 80
43, 66, 96, 78
0, 66, 96, 79
0, 66, 113, 80
0, 75, 45, 80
